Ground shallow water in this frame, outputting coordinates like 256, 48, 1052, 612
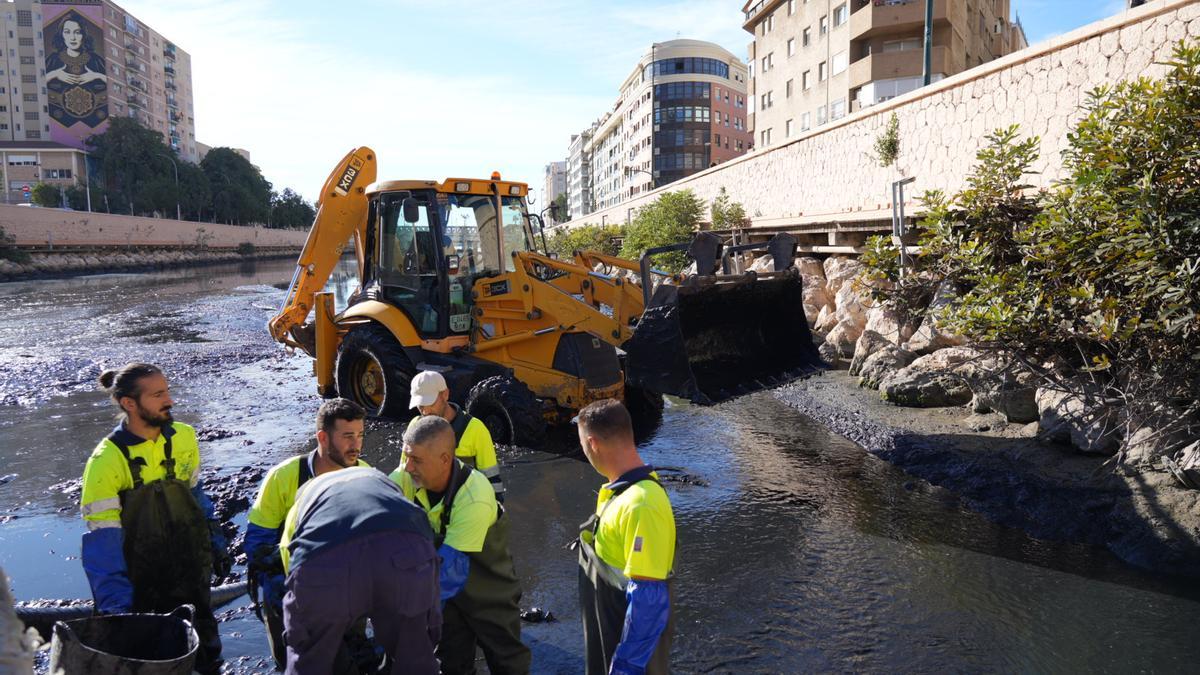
2, 259, 1199, 673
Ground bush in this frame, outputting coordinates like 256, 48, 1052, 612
30, 183, 62, 208
236, 242, 256, 256
0, 225, 28, 263
710, 187, 747, 230
861, 40, 1200, 458
547, 223, 623, 261
620, 190, 703, 273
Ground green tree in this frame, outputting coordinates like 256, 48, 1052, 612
30, 183, 62, 208
710, 187, 747, 230
552, 193, 570, 223
270, 188, 316, 229
620, 190, 704, 273
87, 117, 177, 216
201, 147, 272, 225
547, 223, 624, 260
0, 224, 28, 262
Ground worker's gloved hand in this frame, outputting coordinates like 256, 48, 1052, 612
262, 573, 286, 611
209, 522, 233, 579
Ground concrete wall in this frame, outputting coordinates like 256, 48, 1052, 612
0, 204, 309, 249
575, 0, 1200, 241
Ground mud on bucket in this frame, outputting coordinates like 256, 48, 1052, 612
49, 605, 198, 675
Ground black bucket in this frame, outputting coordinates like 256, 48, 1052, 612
49, 605, 198, 675
624, 269, 825, 404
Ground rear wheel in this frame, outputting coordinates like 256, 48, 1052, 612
335, 323, 414, 419
466, 375, 546, 449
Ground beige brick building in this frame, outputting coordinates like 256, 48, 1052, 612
744, 0, 1027, 148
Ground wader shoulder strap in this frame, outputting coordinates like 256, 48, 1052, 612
297, 450, 317, 490
436, 461, 477, 547
106, 434, 145, 488
450, 409, 472, 444
591, 474, 663, 536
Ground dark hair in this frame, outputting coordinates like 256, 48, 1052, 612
316, 398, 366, 434
98, 363, 163, 409
402, 415, 454, 456
53, 11, 96, 54
576, 398, 633, 443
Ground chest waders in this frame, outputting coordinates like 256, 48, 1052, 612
436, 462, 528, 675
108, 431, 220, 671
576, 478, 674, 675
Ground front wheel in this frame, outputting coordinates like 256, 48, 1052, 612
466, 375, 546, 449
335, 323, 414, 419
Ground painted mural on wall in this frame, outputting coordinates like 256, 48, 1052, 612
44, 1, 108, 150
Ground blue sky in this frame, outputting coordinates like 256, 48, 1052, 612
117, 0, 1131, 205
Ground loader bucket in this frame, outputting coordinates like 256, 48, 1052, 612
623, 269, 825, 405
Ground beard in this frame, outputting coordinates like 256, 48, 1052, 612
137, 404, 173, 428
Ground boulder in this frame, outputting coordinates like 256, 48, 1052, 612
824, 256, 864, 297
859, 345, 918, 390
818, 340, 847, 370
878, 347, 981, 408
1122, 412, 1198, 468
801, 275, 832, 326
1175, 441, 1200, 487
863, 304, 913, 346
815, 305, 839, 333
956, 352, 1039, 423
749, 254, 776, 272
849, 330, 891, 376
824, 322, 861, 359
1035, 384, 1120, 455
903, 281, 966, 354
833, 281, 872, 336
794, 256, 825, 279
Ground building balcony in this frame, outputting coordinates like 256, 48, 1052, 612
848, 45, 948, 90
166, 98, 178, 109
849, 0, 957, 41
163, 48, 176, 60
164, 64, 175, 75
125, 41, 136, 52
165, 82, 176, 91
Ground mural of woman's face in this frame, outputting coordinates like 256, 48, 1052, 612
62, 20, 83, 52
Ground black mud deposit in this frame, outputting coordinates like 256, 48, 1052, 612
774, 381, 1200, 578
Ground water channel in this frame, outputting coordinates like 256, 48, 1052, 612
1, 259, 1198, 673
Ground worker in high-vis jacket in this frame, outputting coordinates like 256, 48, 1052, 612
279, 466, 440, 675
390, 415, 531, 675
408, 370, 506, 501
573, 399, 675, 675
80, 363, 231, 674
244, 397, 371, 670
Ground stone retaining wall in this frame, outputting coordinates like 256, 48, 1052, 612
0, 249, 297, 282
0, 204, 309, 249
574, 0, 1200, 238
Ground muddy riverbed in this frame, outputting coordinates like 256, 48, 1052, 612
3, 259, 1200, 673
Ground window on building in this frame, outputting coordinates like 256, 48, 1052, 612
25, 130, 39, 139
761, 128, 772, 146
788, 0, 795, 15
819, 61, 827, 81
883, 38, 923, 52
786, 79, 793, 97
19, 57, 33, 65
817, 105, 827, 125
832, 50, 847, 76
803, 70, 811, 89
833, 3, 848, 26
831, 98, 846, 120
16, 10, 31, 27
820, 16, 828, 35
786, 119, 794, 138
767, 13, 775, 32
787, 38, 795, 57
7, 155, 35, 165
18, 37, 32, 47
803, 27, 811, 47
801, 112, 811, 130
21, 93, 35, 102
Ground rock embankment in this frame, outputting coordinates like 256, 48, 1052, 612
0, 249, 299, 282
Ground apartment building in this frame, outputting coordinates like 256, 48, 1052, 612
0, 1, 196, 159
542, 159, 567, 222
566, 128, 593, 220
572, 39, 752, 217
744, 0, 1027, 148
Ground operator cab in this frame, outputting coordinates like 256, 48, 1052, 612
361, 177, 537, 340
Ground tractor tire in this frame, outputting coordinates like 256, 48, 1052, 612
335, 323, 414, 419
466, 375, 546, 449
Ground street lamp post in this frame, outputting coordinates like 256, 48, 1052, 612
159, 153, 181, 221
922, 0, 934, 86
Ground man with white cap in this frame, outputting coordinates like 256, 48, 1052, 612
408, 371, 506, 502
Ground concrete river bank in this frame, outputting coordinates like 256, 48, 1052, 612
2, 259, 1199, 673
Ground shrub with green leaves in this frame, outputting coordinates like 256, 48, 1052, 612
710, 187, 747, 231
0, 225, 28, 263
620, 190, 704, 273
547, 223, 624, 261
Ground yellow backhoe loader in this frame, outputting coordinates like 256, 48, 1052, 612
269, 147, 823, 446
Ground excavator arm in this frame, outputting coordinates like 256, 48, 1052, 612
268, 147, 378, 354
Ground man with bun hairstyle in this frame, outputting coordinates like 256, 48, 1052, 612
80, 363, 228, 673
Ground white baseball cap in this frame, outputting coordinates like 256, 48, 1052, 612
409, 371, 448, 409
